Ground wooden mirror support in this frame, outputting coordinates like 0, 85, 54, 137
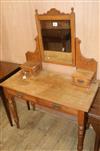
26, 36, 42, 63
75, 38, 97, 74
25, 8, 97, 76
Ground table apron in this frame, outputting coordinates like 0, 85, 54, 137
4, 88, 78, 116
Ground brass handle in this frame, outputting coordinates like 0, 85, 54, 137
52, 103, 61, 110
77, 79, 84, 83
16, 92, 23, 98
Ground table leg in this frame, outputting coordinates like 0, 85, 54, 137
8, 96, 20, 128
77, 111, 86, 151
85, 113, 90, 130
94, 135, 100, 151
26, 101, 30, 110
31, 102, 35, 110
0, 89, 13, 126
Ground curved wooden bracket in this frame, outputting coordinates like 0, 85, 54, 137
75, 38, 97, 74
25, 36, 42, 63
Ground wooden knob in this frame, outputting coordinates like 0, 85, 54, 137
71, 7, 74, 13
35, 9, 38, 14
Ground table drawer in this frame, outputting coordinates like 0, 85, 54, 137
38, 99, 77, 115
6, 89, 36, 103
38, 99, 63, 111
5, 88, 77, 115
38, 99, 53, 108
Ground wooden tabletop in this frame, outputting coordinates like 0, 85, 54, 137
1, 70, 99, 112
0, 61, 20, 82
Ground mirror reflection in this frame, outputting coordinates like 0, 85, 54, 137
40, 20, 71, 52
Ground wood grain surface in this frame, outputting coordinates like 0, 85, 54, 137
1, 70, 99, 112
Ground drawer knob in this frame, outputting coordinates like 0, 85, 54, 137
16, 92, 23, 98
52, 103, 61, 110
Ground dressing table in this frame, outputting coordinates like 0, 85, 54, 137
1, 8, 99, 151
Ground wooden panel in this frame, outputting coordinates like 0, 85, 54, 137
25, 37, 42, 62
0, 61, 20, 80
38, 98, 77, 115
75, 38, 97, 74
4, 86, 77, 116
5, 88, 37, 103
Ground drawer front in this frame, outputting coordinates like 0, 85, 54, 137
38, 99, 53, 108
5, 88, 77, 115
6, 89, 19, 96
38, 99, 62, 111
38, 99, 77, 115
6, 88, 36, 103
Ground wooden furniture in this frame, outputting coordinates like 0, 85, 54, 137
88, 87, 100, 151
20, 61, 42, 78
0, 61, 20, 126
72, 69, 95, 88
26, 8, 97, 74
35, 8, 75, 66
1, 70, 98, 151
1, 8, 99, 151
0, 61, 31, 126
0, 61, 20, 83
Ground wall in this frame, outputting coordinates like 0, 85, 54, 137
1, 1, 100, 79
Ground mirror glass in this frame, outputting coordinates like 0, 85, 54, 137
41, 20, 71, 52
40, 20, 72, 65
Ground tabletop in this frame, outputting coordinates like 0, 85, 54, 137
0, 61, 20, 82
1, 70, 99, 112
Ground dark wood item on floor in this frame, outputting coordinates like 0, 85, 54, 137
0, 61, 21, 126
88, 88, 100, 151
0, 61, 20, 83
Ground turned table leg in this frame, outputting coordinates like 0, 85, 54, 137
94, 135, 100, 151
8, 96, 20, 128
77, 111, 86, 151
31, 102, 35, 110
26, 101, 30, 110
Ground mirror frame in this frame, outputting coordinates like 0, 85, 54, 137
35, 8, 76, 66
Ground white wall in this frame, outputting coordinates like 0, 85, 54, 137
1, 1, 100, 79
